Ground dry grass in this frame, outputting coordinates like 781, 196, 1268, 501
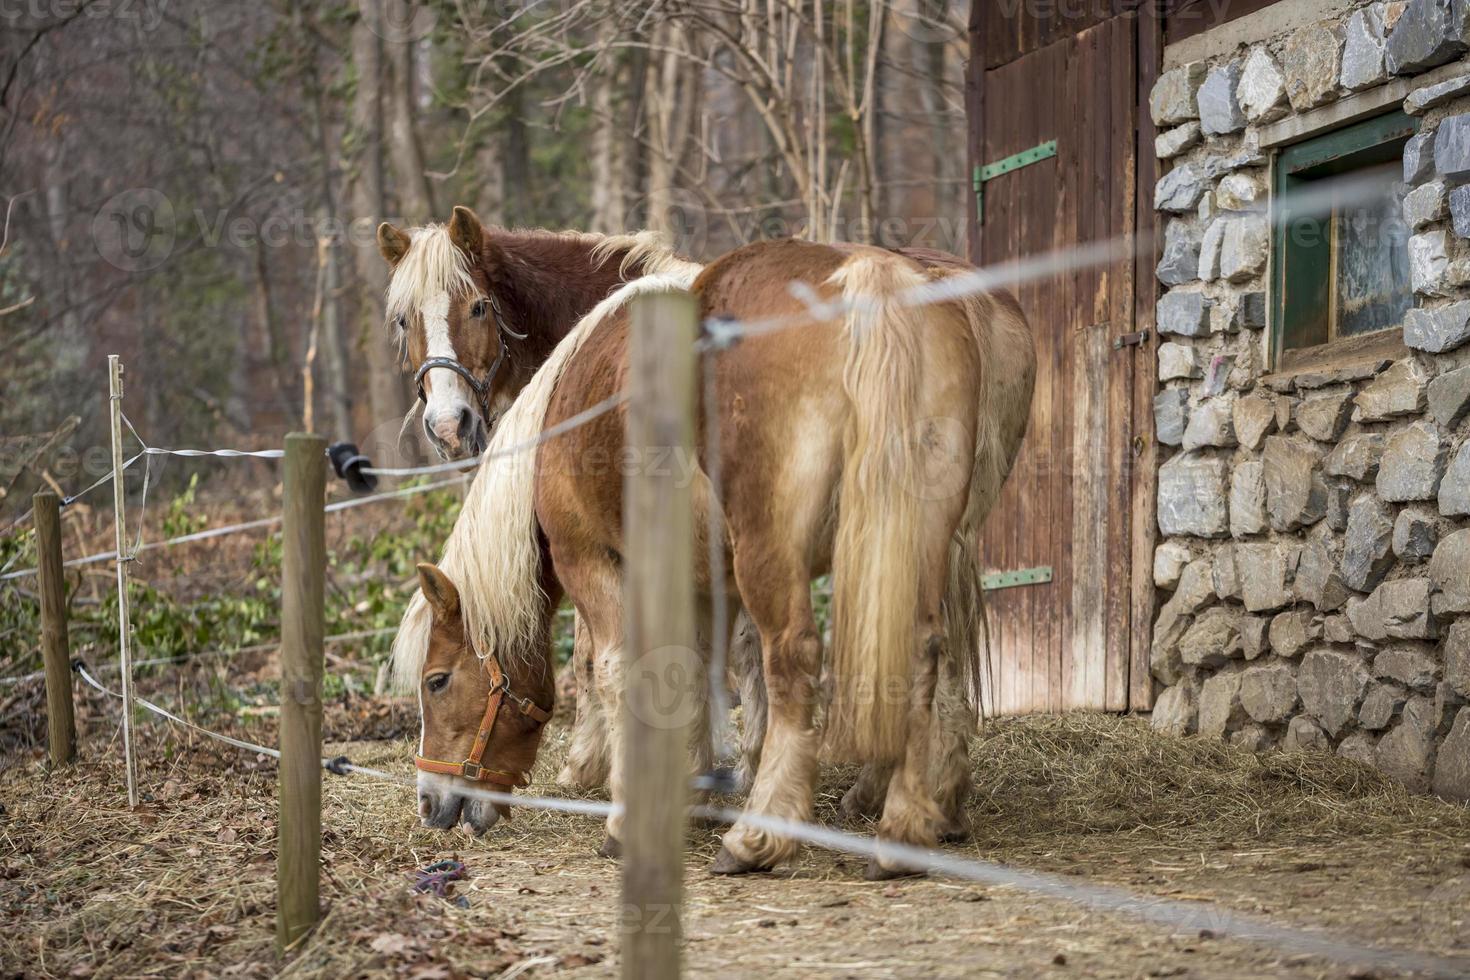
3, 705, 1470, 978
965, 714, 1470, 847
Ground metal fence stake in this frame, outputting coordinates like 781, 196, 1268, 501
107, 354, 139, 807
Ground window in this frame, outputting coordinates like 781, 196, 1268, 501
1272, 110, 1419, 364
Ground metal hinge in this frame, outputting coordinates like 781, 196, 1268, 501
974, 140, 1057, 223
1113, 328, 1149, 350
982, 565, 1054, 591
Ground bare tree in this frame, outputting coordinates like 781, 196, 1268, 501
384, 0, 436, 223
347, 0, 408, 428
454, 0, 914, 248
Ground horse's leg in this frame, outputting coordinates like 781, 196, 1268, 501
688, 599, 716, 795
728, 609, 766, 793
839, 618, 978, 832
711, 547, 821, 874
557, 555, 627, 857
929, 638, 976, 843
839, 762, 893, 821
867, 507, 970, 880
557, 614, 611, 789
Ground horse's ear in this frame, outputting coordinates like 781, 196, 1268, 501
377, 222, 411, 267
449, 205, 484, 258
416, 563, 460, 621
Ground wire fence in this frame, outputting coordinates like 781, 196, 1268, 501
357, 391, 628, 478
67, 650, 1470, 980
0, 473, 474, 582
12, 169, 1452, 972
1, 627, 395, 688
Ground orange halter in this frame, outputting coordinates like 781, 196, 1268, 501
413, 632, 552, 789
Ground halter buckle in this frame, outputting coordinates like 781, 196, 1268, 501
461, 760, 482, 781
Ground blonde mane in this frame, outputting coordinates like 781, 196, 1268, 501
390, 264, 704, 691
589, 229, 704, 279
384, 225, 476, 340
384, 225, 698, 346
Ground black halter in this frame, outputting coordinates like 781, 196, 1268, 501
412, 291, 528, 420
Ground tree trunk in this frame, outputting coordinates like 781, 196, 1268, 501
589, 27, 629, 234
385, 0, 436, 223
644, 23, 702, 240
500, 81, 532, 228
304, 13, 355, 441
349, 0, 408, 428
320, 236, 352, 438
473, 141, 506, 227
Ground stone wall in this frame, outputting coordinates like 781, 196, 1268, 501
1147, 0, 1470, 799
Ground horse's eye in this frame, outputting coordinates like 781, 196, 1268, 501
395, 314, 407, 333
470, 299, 487, 319
425, 672, 450, 694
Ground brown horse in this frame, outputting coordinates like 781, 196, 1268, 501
376, 206, 699, 459
393, 236, 1034, 878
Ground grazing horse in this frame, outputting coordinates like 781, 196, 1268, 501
393, 237, 1035, 878
378, 207, 702, 790
376, 206, 699, 459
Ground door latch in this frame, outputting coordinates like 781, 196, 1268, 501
1112, 328, 1149, 350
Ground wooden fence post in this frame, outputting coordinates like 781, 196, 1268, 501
277, 432, 326, 954
35, 491, 75, 766
621, 288, 697, 980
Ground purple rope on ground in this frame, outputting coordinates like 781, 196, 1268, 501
411, 859, 469, 907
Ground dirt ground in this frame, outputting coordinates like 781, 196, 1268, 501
4, 681, 1470, 979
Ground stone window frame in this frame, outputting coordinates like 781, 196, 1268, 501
1268, 109, 1419, 366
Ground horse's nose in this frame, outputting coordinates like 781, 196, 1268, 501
418, 790, 465, 829
425, 400, 473, 457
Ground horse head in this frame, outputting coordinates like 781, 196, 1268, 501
408, 562, 554, 835
378, 206, 523, 461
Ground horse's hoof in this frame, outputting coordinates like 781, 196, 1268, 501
864, 858, 926, 882
709, 845, 770, 875
597, 835, 622, 859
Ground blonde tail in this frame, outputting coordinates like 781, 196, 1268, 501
824, 254, 929, 763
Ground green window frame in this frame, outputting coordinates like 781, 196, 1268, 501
1271, 110, 1419, 362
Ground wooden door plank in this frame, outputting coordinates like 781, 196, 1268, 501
979, 51, 1021, 714
1068, 20, 1101, 711
1070, 321, 1109, 709
1010, 42, 1041, 715
1059, 30, 1083, 713
1030, 38, 1059, 715
1105, 14, 1139, 711
1130, 6, 1165, 712
967, 2, 986, 266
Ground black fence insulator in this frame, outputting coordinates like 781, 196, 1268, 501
324, 755, 352, 776
327, 443, 378, 494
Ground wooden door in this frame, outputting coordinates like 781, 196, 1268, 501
971, 15, 1145, 715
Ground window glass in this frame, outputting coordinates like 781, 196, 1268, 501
1333, 161, 1411, 338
